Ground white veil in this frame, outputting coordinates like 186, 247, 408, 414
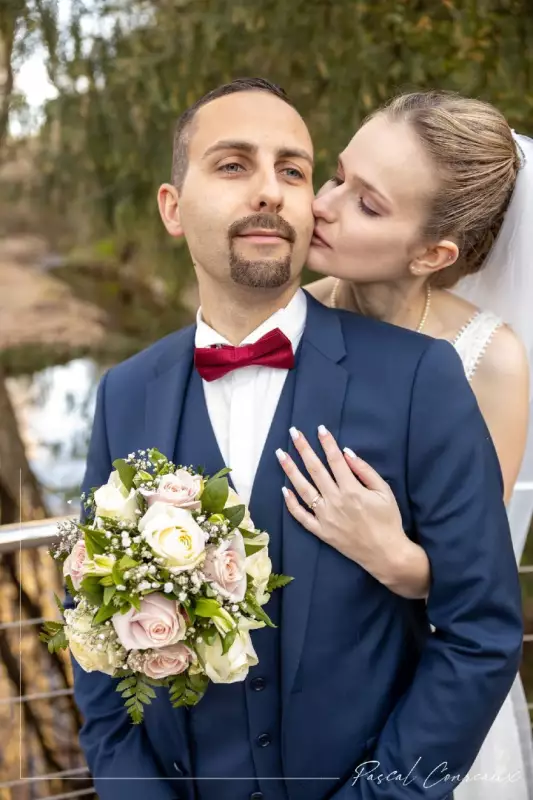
454, 132, 533, 561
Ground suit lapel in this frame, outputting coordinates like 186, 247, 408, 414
145, 327, 196, 459
281, 295, 349, 713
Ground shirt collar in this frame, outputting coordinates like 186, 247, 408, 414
195, 288, 307, 351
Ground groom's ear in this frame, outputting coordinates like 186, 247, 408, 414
157, 183, 184, 237
410, 239, 459, 277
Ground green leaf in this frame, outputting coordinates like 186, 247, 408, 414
188, 672, 209, 693
40, 622, 68, 653
118, 554, 139, 570
224, 504, 245, 528
148, 448, 168, 466
92, 603, 117, 625
208, 467, 232, 481
112, 459, 137, 491
99, 575, 115, 587
194, 597, 223, 618
129, 594, 141, 611
200, 476, 229, 513
243, 592, 276, 628
112, 560, 123, 586
117, 676, 136, 692
82, 527, 108, 558
221, 627, 237, 655
53, 593, 65, 615
80, 575, 104, 605
266, 573, 294, 592
201, 625, 219, 645
244, 542, 265, 557
64, 575, 76, 599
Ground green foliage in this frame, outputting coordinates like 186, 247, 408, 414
39, 621, 68, 653
116, 673, 157, 724
201, 476, 229, 513
267, 573, 294, 592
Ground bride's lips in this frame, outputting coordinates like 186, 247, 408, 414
311, 227, 331, 248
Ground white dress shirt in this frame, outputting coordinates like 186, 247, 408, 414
195, 289, 307, 505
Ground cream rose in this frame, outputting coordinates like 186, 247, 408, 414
245, 545, 272, 606
112, 593, 187, 650
141, 469, 203, 511
63, 539, 88, 591
225, 489, 255, 532
141, 643, 196, 680
93, 470, 139, 524
138, 503, 207, 571
203, 533, 247, 603
66, 606, 126, 675
196, 627, 259, 684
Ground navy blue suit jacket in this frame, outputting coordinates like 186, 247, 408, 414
72, 294, 523, 800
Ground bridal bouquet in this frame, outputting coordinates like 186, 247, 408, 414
41, 449, 292, 723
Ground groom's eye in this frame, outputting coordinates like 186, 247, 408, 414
218, 162, 246, 174
282, 166, 304, 179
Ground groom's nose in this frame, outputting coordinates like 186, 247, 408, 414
251, 169, 284, 214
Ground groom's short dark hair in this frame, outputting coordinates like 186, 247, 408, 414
171, 78, 294, 189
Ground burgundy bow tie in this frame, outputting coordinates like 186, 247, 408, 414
194, 328, 295, 382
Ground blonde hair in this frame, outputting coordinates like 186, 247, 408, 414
375, 91, 521, 289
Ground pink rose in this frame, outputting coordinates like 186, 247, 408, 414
141, 470, 202, 511
112, 593, 187, 650
63, 539, 87, 591
203, 532, 247, 603
142, 643, 196, 680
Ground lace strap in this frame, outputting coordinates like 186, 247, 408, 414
453, 311, 504, 381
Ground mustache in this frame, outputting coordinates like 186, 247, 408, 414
228, 213, 297, 243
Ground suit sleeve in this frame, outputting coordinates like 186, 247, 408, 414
332, 337, 523, 799
67, 371, 179, 800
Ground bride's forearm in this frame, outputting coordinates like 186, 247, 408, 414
365, 537, 431, 600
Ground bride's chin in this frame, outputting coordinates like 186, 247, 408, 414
305, 246, 331, 275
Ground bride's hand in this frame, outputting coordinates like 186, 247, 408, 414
276, 425, 430, 599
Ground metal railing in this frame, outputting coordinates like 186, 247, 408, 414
1, 510, 533, 798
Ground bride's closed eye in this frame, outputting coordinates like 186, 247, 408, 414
326, 176, 380, 217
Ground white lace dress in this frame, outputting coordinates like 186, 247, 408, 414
452, 311, 533, 800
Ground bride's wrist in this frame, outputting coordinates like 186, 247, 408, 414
371, 535, 430, 600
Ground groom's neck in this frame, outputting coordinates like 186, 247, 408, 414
197, 274, 300, 346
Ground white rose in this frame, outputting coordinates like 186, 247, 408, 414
245, 546, 272, 606
196, 627, 259, 684
93, 470, 139, 524
225, 489, 255, 532
138, 502, 207, 572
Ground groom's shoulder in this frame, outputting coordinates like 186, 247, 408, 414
105, 324, 195, 392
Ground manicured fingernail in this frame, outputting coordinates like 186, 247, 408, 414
318, 425, 328, 436
343, 447, 356, 459
282, 486, 289, 498
276, 448, 287, 462
289, 427, 300, 441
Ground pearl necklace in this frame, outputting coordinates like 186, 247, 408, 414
329, 278, 432, 334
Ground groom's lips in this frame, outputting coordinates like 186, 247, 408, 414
311, 227, 331, 248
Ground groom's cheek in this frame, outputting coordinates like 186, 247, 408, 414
351, 760, 382, 785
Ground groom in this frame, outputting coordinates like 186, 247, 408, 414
73, 78, 523, 800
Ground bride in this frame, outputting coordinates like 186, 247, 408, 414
278, 90, 533, 799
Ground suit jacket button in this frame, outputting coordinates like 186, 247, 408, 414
250, 793, 264, 800
250, 677, 266, 691
256, 733, 271, 748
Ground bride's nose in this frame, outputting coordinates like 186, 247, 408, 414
312, 188, 336, 223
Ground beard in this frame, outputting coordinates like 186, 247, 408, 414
229, 249, 292, 288
227, 212, 296, 289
